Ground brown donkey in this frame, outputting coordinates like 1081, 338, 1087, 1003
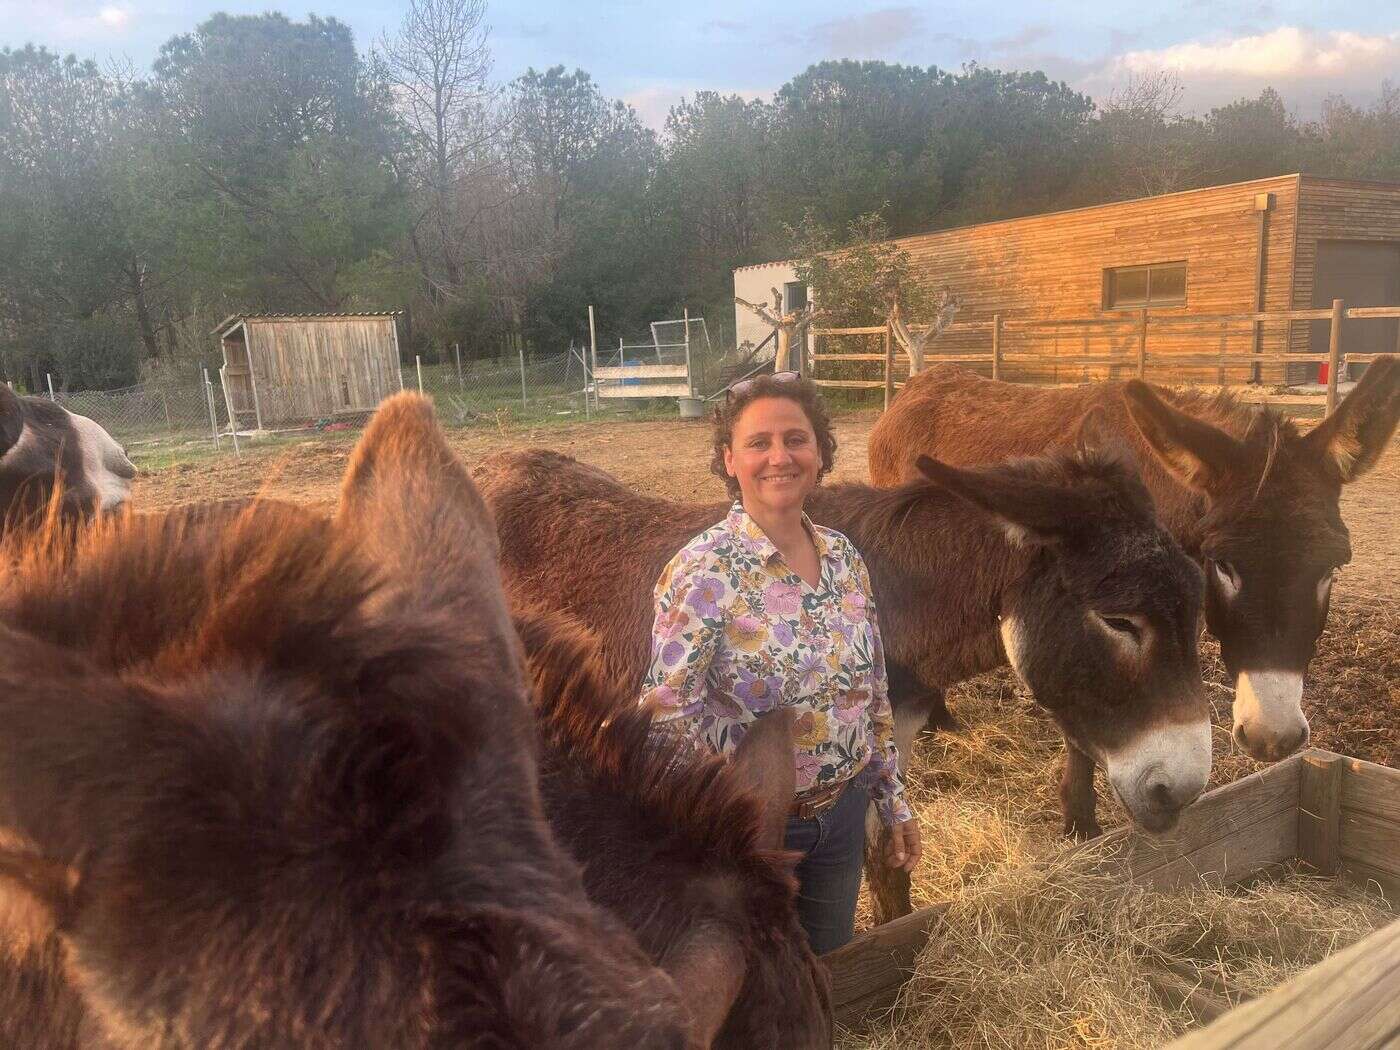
870, 358, 1400, 775
0, 395, 699, 1049
475, 442, 1208, 921
514, 605, 831, 1049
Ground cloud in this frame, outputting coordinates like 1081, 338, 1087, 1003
621, 83, 773, 131
807, 6, 923, 59
97, 5, 128, 27
1083, 26, 1400, 114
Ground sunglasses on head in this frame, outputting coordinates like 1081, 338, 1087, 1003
726, 371, 800, 402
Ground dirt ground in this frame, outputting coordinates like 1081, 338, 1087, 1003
134, 409, 1399, 769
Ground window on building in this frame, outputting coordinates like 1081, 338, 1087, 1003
783, 281, 809, 313
1104, 262, 1187, 309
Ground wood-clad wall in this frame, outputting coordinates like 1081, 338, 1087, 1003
244, 318, 400, 426
886, 175, 1302, 383
1290, 176, 1400, 363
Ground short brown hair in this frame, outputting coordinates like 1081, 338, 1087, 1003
709, 375, 838, 500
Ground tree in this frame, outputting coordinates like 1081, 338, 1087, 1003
0, 46, 140, 388
787, 212, 940, 328
375, 0, 503, 317
149, 14, 408, 311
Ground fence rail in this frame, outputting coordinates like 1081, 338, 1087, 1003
809, 300, 1400, 413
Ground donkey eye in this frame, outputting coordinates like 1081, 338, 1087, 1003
1211, 559, 1241, 595
1101, 616, 1141, 638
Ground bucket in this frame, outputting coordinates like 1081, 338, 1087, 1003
678, 396, 706, 419
1318, 362, 1329, 384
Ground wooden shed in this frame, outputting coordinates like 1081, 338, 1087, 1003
215, 313, 403, 430
736, 174, 1400, 384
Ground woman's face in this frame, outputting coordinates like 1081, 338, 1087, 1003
723, 396, 821, 515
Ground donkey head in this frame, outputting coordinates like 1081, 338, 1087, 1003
1122, 357, 1399, 762
0, 394, 691, 1049
0, 384, 134, 528
915, 434, 1209, 834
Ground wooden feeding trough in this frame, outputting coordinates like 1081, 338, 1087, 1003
827, 747, 1400, 1047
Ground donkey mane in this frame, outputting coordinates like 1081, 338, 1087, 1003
511, 604, 785, 876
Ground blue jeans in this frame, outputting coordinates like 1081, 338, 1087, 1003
783, 781, 870, 955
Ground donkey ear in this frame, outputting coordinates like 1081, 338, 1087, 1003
1122, 380, 1244, 493
336, 394, 510, 630
728, 709, 796, 852
1301, 355, 1400, 483
0, 384, 24, 454
1073, 406, 1139, 471
664, 930, 746, 1047
915, 455, 1084, 547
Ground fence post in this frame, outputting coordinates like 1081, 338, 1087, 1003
1326, 298, 1344, 415
588, 304, 598, 413
218, 366, 241, 457
992, 313, 1003, 381
203, 368, 221, 449
683, 307, 693, 398
160, 391, 173, 433
454, 342, 464, 390
883, 322, 894, 410
46, 373, 55, 401
1136, 308, 1149, 378
518, 342, 527, 406
415, 355, 424, 393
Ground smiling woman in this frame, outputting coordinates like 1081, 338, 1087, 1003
640, 372, 921, 956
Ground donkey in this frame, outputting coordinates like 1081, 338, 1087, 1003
474, 439, 1208, 922
514, 605, 831, 1049
0, 394, 700, 1049
1, 383, 134, 528
869, 357, 1400, 768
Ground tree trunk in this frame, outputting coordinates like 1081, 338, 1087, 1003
128, 258, 161, 361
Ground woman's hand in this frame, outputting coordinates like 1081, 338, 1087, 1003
885, 816, 922, 872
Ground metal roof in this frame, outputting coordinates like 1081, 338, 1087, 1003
212, 311, 402, 337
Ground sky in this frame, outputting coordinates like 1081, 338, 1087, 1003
6, 0, 1399, 127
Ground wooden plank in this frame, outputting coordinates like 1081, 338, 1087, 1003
1084, 755, 1302, 886
826, 903, 947, 1025
1160, 917, 1400, 1049
1339, 810, 1400, 881
596, 382, 691, 398
812, 354, 888, 362
812, 326, 887, 336
1128, 806, 1298, 893
810, 379, 888, 389
1340, 858, 1400, 905
1298, 752, 1343, 874
593, 364, 689, 379
1345, 307, 1400, 318
1341, 755, 1400, 825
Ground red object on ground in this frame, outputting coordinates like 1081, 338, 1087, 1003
1318, 362, 1329, 384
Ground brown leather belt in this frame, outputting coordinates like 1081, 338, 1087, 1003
789, 782, 845, 821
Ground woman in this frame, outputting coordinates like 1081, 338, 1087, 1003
638, 372, 921, 954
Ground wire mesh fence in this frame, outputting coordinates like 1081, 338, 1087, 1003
52, 376, 226, 447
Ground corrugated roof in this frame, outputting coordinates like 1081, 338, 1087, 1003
212, 311, 402, 337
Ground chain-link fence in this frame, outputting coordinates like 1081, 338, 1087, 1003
52, 375, 227, 448
39, 320, 750, 461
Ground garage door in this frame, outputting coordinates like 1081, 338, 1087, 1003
1305, 241, 1400, 382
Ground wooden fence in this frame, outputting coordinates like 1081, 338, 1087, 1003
825, 747, 1400, 1044
809, 300, 1400, 414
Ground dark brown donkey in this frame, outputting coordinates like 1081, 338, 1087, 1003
475, 442, 1209, 922
514, 606, 831, 1049
0, 395, 699, 1049
870, 358, 1400, 776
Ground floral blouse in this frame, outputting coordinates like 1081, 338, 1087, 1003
638, 502, 911, 826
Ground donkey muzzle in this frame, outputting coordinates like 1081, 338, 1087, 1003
1233, 670, 1309, 762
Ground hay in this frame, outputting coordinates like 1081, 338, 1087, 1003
842, 828, 1393, 1050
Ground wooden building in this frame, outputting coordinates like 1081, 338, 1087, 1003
215, 313, 403, 429
735, 174, 1400, 383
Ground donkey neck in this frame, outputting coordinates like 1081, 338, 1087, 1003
804, 482, 1030, 686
